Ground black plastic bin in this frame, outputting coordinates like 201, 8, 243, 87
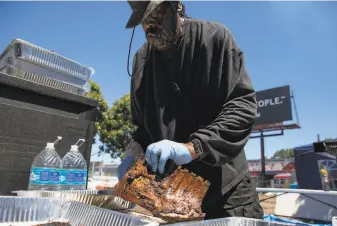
0, 72, 98, 195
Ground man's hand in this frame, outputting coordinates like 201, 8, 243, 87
145, 140, 194, 174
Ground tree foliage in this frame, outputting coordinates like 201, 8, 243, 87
85, 81, 136, 159
271, 148, 294, 160
98, 93, 137, 158
85, 80, 108, 144
85, 80, 108, 126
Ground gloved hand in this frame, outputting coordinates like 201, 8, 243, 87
145, 139, 192, 174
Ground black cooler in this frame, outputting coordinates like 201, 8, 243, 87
0, 72, 98, 195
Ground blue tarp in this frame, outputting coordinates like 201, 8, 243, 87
264, 214, 331, 226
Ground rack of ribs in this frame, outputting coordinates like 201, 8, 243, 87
113, 157, 210, 223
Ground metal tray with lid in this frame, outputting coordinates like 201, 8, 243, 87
0, 39, 93, 95
0, 196, 155, 226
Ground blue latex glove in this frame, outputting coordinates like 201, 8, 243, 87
145, 139, 192, 174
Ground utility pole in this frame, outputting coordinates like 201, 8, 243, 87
317, 134, 321, 142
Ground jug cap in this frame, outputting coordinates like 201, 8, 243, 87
46, 142, 55, 149
70, 139, 85, 151
70, 145, 78, 151
46, 136, 62, 149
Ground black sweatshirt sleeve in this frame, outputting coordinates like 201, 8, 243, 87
124, 93, 150, 157
189, 40, 257, 166
124, 52, 152, 157
129, 83, 151, 152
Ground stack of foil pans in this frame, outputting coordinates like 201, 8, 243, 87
0, 39, 94, 96
13, 190, 134, 210
0, 196, 155, 226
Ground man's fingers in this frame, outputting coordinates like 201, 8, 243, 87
158, 150, 170, 174
150, 151, 160, 172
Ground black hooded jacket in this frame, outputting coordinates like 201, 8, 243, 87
125, 18, 258, 210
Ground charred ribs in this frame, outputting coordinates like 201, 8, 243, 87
113, 157, 210, 222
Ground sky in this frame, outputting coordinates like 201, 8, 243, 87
0, 1, 336, 162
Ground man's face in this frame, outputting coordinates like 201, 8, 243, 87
141, 2, 181, 51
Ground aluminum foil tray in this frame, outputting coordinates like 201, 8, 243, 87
14, 189, 113, 196
13, 190, 133, 210
166, 217, 295, 226
120, 210, 168, 225
0, 39, 95, 96
1, 65, 89, 96
60, 189, 113, 195
0, 196, 154, 226
0, 39, 94, 81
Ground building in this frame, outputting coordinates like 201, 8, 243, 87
89, 161, 120, 177
87, 159, 121, 190
248, 159, 296, 187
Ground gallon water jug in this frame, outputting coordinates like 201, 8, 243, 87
61, 139, 87, 190
28, 137, 62, 191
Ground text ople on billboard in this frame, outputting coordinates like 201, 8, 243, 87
254, 85, 293, 126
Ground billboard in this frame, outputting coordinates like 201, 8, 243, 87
254, 85, 292, 126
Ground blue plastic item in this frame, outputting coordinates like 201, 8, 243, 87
264, 214, 331, 226
290, 183, 299, 189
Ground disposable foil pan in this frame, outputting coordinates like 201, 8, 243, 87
0, 196, 154, 226
0, 38, 94, 81
120, 210, 168, 225
59, 189, 113, 195
13, 190, 133, 210
14, 189, 112, 196
1, 65, 89, 95
166, 217, 295, 226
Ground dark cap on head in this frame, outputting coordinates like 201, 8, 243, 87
125, 0, 165, 28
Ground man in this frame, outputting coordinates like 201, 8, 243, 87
120, 0, 264, 219
320, 165, 329, 191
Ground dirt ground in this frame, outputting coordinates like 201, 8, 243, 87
258, 194, 276, 215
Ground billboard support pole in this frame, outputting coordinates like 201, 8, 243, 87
291, 90, 300, 126
260, 132, 266, 187
252, 130, 285, 188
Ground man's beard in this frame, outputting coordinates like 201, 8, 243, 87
145, 27, 180, 51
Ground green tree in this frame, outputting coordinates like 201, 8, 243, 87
85, 80, 109, 124
271, 148, 294, 160
85, 82, 136, 158
85, 80, 108, 144
98, 93, 137, 158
